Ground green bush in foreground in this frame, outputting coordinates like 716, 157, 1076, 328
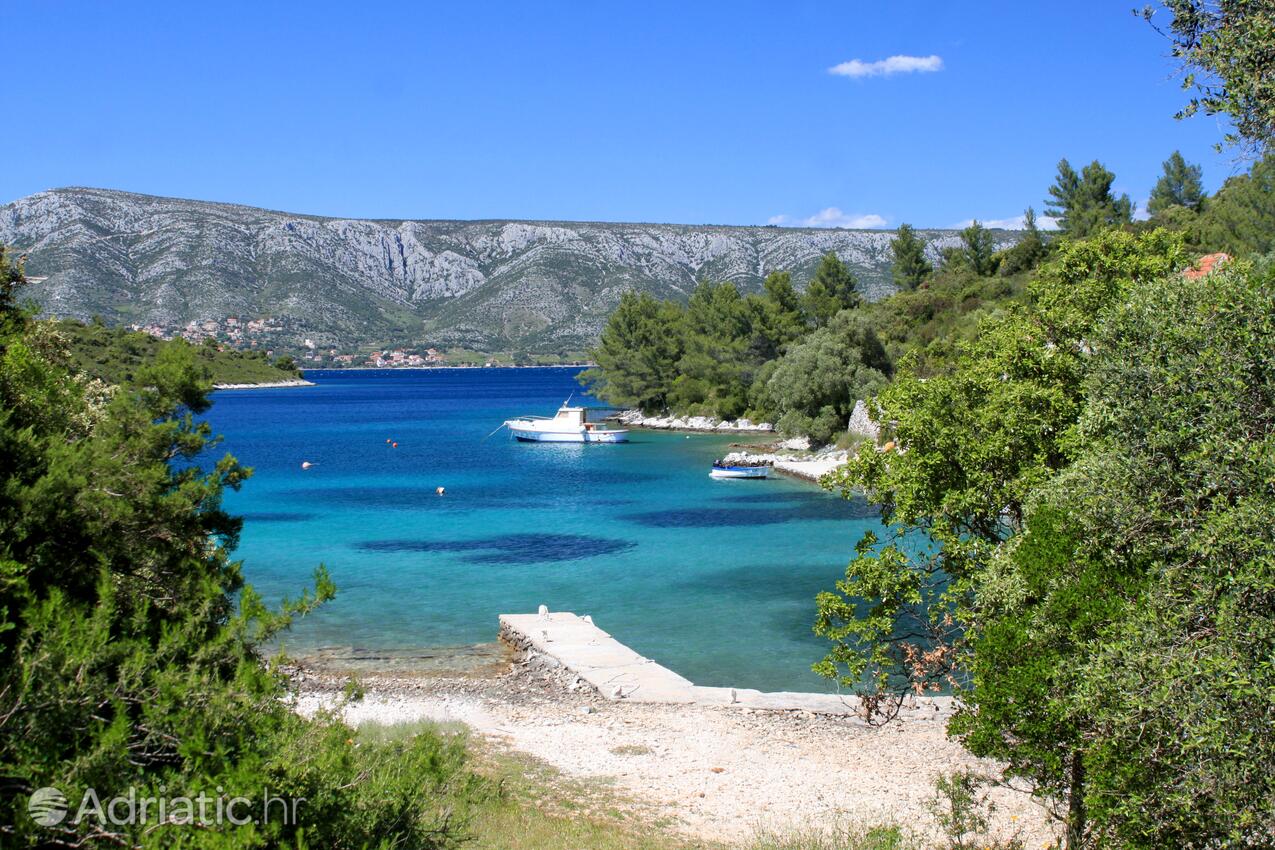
816, 229, 1275, 848
0, 249, 486, 847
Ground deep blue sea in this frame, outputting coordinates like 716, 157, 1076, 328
204, 368, 888, 693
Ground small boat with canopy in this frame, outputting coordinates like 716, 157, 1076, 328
709, 458, 772, 479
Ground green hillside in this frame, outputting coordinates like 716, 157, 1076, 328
54, 319, 303, 386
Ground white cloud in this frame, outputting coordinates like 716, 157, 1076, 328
952, 214, 1060, 231
828, 54, 943, 79
768, 207, 889, 229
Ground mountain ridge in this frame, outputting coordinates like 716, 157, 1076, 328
2, 187, 1017, 355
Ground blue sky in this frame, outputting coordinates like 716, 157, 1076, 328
5, 1, 1241, 228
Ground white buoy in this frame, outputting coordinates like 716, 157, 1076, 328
436, 486, 446, 495
611, 685, 624, 699
538, 604, 549, 618
300, 461, 314, 470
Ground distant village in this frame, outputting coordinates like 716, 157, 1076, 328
127, 315, 448, 368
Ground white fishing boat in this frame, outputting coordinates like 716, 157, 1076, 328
504, 404, 629, 443
709, 459, 772, 479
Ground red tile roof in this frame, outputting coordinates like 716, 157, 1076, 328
1183, 252, 1230, 280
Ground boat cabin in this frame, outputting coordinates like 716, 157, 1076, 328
554, 406, 589, 428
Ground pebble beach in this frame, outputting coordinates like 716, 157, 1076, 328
294, 657, 1058, 847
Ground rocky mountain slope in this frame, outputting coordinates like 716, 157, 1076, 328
1, 187, 1012, 353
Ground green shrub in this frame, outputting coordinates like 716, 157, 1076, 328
0, 250, 480, 848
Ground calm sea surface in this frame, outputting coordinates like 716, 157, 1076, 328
204, 368, 889, 693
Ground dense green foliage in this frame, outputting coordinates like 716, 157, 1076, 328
955, 259, 1275, 848
577, 291, 684, 412
756, 311, 891, 444
56, 318, 302, 385
1045, 158, 1134, 237
1192, 151, 1275, 255
996, 208, 1049, 276
890, 224, 932, 290
814, 225, 1275, 847
956, 221, 996, 276
584, 230, 1047, 441
581, 266, 880, 427
1133, 151, 1275, 257
1054, 263, 1273, 846
802, 253, 862, 327
0, 251, 488, 848
1149, 0, 1275, 151
814, 229, 1186, 684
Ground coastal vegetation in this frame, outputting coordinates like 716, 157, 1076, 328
54, 317, 304, 385
816, 224, 1274, 850
2, 2, 1272, 848
580, 155, 1135, 441
809, 9, 1275, 844
579, 6, 1275, 844
0, 250, 491, 848
584, 142, 1275, 449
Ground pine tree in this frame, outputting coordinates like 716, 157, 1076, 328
1045, 158, 1082, 230
579, 291, 684, 413
762, 270, 803, 317
752, 270, 808, 358
960, 220, 997, 276
1148, 150, 1206, 215
803, 252, 861, 326
999, 207, 1049, 275
1196, 152, 1275, 256
1045, 158, 1133, 238
890, 223, 932, 290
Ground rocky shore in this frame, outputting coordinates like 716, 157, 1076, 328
612, 409, 775, 433
720, 445, 852, 483
212, 378, 316, 390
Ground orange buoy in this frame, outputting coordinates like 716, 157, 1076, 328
392, 442, 398, 448
882, 440, 896, 452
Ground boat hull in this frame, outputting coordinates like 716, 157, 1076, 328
709, 466, 770, 479
509, 426, 628, 443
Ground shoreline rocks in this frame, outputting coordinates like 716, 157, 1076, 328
612, 409, 774, 433
846, 399, 881, 441
212, 378, 316, 390
722, 448, 850, 483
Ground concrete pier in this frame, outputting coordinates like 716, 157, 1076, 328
499, 611, 951, 719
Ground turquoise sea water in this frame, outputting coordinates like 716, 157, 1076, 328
205, 368, 888, 693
